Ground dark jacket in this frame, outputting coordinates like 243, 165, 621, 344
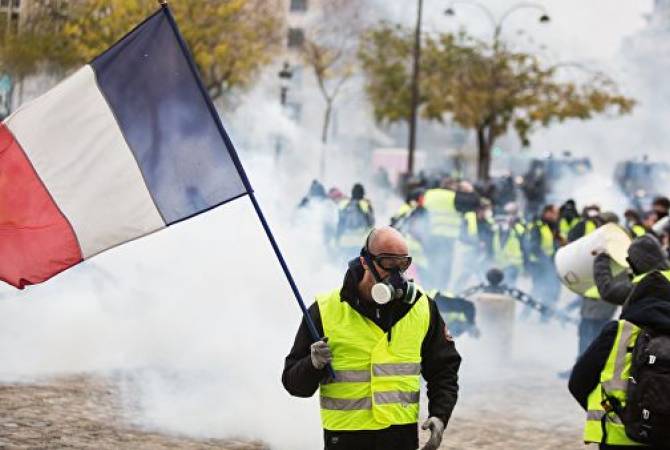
528, 219, 558, 262
454, 191, 481, 213
569, 271, 670, 450
282, 261, 461, 449
593, 253, 633, 306
567, 218, 601, 243
594, 235, 670, 306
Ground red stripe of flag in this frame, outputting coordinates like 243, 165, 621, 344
0, 124, 82, 288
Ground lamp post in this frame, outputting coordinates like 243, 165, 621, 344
407, 0, 424, 177
444, 1, 550, 50
278, 61, 293, 106
276, 61, 293, 162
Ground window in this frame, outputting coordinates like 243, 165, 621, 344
0, 0, 9, 7
11, 0, 19, 8
289, 0, 307, 12
287, 27, 305, 48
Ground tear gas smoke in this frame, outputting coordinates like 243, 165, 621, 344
0, 2, 663, 448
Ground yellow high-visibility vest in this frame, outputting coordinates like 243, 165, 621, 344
317, 289, 430, 431
584, 219, 597, 236
559, 217, 579, 240
529, 220, 555, 261
493, 222, 526, 269
584, 320, 643, 446
423, 188, 462, 239
392, 202, 415, 224
631, 269, 670, 285
630, 225, 646, 238
463, 211, 478, 238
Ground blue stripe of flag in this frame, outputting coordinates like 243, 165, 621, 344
91, 10, 248, 225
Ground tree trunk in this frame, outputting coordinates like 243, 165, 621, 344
320, 100, 333, 179
17, 76, 24, 108
321, 100, 332, 144
476, 126, 493, 181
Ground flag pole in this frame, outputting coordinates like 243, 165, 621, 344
158, 1, 335, 378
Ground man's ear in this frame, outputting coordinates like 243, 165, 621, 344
360, 255, 368, 270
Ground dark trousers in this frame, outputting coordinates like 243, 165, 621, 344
324, 424, 418, 450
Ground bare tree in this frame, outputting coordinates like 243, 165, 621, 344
301, 0, 364, 176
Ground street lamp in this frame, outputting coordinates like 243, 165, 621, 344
407, 0, 424, 177
275, 61, 293, 162
444, 1, 550, 43
278, 61, 293, 107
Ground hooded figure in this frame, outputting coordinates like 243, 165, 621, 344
593, 234, 670, 306
569, 269, 670, 449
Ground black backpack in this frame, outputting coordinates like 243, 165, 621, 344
621, 328, 670, 446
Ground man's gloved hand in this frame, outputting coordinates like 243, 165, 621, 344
421, 417, 445, 450
310, 338, 332, 370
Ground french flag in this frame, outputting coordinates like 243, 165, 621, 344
0, 6, 251, 289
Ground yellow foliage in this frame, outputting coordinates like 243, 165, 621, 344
0, 0, 283, 100
359, 23, 635, 179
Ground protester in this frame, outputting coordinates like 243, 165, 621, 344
492, 202, 527, 287
569, 268, 670, 449
422, 178, 479, 290
526, 204, 562, 315
594, 234, 670, 307
335, 183, 375, 261
431, 290, 480, 338
282, 227, 460, 450
573, 212, 619, 358
559, 199, 580, 241
624, 209, 646, 238
652, 195, 670, 220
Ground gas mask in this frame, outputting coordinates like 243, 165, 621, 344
369, 268, 417, 305
361, 239, 416, 305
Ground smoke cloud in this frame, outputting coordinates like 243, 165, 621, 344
0, 2, 665, 448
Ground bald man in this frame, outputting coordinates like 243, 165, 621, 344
282, 227, 461, 450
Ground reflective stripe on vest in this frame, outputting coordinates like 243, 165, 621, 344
529, 221, 555, 260
423, 189, 461, 238
584, 320, 643, 445
317, 289, 430, 431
